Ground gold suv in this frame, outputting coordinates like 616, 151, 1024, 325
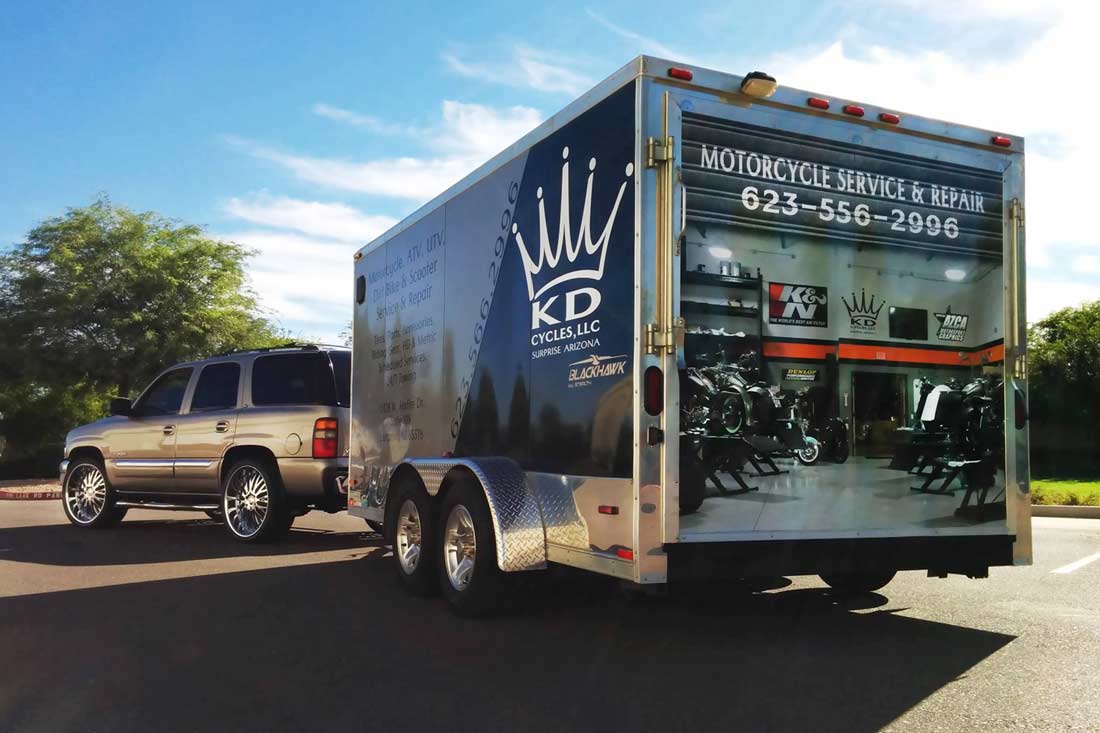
59, 344, 350, 542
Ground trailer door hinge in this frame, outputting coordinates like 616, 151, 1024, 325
644, 318, 685, 355
646, 136, 672, 168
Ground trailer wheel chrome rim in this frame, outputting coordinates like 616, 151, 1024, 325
65, 464, 107, 524
798, 443, 820, 464
395, 499, 422, 574
444, 504, 476, 592
225, 466, 269, 538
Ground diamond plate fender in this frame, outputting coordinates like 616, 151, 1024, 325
404, 457, 547, 572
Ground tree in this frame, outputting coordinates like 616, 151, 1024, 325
1027, 301, 1100, 477
0, 197, 284, 474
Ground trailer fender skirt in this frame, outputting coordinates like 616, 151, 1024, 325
404, 457, 548, 573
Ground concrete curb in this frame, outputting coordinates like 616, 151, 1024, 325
1031, 504, 1100, 519
0, 489, 61, 501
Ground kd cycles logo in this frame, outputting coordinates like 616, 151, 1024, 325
934, 307, 969, 342
769, 282, 828, 328
512, 145, 633, 346
842, 289, 884, 335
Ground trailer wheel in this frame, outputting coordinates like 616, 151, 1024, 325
387, 477, 437, 596
437, 478, 508, 616
819, 571, 896, 595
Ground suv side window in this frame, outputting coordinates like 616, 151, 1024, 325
133, 368, 193, 416
251, 353, 337, 406
190, 362, 240, 412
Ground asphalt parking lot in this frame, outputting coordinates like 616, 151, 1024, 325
1, 502, 1098, 733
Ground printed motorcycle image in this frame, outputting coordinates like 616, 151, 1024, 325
794, 384, 850, 466
895, 374, 1006, 519
679, 351, 812, 514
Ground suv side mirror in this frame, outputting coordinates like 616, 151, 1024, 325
109, 397, 133, 416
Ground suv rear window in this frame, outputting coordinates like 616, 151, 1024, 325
251, 353, 338, 407
330, 351, 350, 407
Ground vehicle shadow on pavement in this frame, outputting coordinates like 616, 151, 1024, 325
0, 516, 376, 566
0, 546, 1016, 733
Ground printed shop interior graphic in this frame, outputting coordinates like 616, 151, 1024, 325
677, 105, 1008, 535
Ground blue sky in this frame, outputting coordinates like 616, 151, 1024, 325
1, 0, 1094, 341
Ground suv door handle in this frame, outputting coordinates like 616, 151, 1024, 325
163, 425, 175, 436
215, 421, 231, 433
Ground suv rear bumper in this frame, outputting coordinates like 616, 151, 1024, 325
279, 457, 348, 508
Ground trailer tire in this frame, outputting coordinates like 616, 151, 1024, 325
437, 478, 508, 616
819, 571, 896, 595
387, 477, 437, 596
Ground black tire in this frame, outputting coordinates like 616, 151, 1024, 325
796, 442, 821, 466
437, 478, 508, 616
819, 571, 896, 594
221, 458, 292, 543
62, 457, 126, 528
386, 476, 437, 596
679, 458, 707, 515
833, 440, 850, 464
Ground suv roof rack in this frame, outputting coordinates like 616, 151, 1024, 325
210, 342, 348, 358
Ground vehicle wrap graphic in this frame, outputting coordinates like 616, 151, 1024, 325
454, 83, 636, 477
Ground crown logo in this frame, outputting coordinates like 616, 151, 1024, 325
842, 289, 884, 328
512, 146, 634, 302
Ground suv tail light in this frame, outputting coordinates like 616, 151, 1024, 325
313, 418, 339, 459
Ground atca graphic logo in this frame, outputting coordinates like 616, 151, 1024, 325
842, 289, 884, 335
512, 146, 634, 332
769, 282, 828, 328
934, 307, 969, 342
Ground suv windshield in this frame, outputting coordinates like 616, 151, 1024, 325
251, 352, 345, 407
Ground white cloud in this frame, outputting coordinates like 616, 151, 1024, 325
1072, 255, 1100, 275
443, 45, 595, 96
222, 229, 354, 340
1027, 277, 1099, 322
584, 9, 690, 62
311, 103, 415, 136
231, 100, 541, 200
224, 193, 397, 243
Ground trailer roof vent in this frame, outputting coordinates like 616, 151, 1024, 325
740, 71, 777, 98
667, 66, 693, 81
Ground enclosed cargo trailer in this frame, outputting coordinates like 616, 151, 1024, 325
348, 56, 1030, 613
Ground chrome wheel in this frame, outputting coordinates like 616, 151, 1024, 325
797, 443, 820, 465
64, 464, 107, 524
395, 499, 423, 575
443, 504, 476, 592
224, 465, 270, 538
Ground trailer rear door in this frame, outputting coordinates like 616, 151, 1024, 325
648, 84, 1028, 561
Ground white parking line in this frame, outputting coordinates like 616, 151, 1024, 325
1052, 550, 1100, 574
